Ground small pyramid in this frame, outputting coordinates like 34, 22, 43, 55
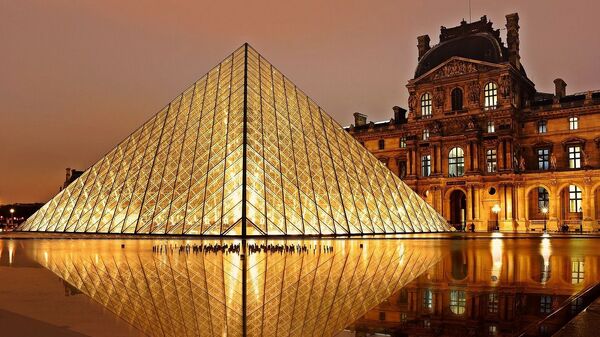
19, 44, 451, 235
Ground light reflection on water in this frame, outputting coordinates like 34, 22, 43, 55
1, 237, 599, 337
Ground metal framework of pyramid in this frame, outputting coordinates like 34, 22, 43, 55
19, 44, 451, 236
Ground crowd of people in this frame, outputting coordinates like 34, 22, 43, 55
151, 243, 335, 255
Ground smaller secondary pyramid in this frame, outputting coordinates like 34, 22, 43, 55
19, 44, 452, 236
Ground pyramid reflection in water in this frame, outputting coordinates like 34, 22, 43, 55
19, 44, 450, 235
28, 239, 442, 337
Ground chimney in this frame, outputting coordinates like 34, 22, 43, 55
417, 35, 431, 60
392, 106, 407, 124
353, 112, 367, 126
505, 13, 521, 70
554, 78, 567, 98
65, 168, 71, 182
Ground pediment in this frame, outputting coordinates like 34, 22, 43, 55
412, 57, 504, 84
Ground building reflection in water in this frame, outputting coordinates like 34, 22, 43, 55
348, 239, 600, 337
21, 239, 442, 337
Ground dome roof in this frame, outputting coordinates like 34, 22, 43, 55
415, 33, 507, 78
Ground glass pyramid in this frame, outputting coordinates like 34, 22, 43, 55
27, 239, 443, 337
19, 44, 451, 236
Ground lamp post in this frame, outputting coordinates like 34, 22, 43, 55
9, 208, 15, 228
492, 204, 501, 231
541, 206, 548, 232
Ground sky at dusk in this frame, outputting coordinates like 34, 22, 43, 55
1, 0, 599, 204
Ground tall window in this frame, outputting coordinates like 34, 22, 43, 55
540, 296, 552, 314
422, 155, 431, 177
486, 149, 497, 173
423, 128, 430, 141
400, 136, 406, 148
538, 149, 550, 170
571, 259, 585, 284
423, 289, 433, 310
448, 147, 465, 177
538, 120, 548, 134
487, 121, 495, 133
568, 146, 581, 169
451, 88, 463, 111
569, 117, 579, 130
398, 160, 407, 179
569, 185, 582, 213
488, 293, 499, 313
538, 187, 549, 211
484, 82, 498, 110
421, 93, 432, 117
378, 139, 385, 150
450, 290, 466, 315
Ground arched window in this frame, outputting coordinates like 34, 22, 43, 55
421, 93, 432, 117
451, 88, 463, 111
448, 147, 465, 177
484, 82, 498, 110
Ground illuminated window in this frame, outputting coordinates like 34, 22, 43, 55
400, 136, 406, 148
538, 120, 547, 133
422, 155, 431, 177
568, 146, 581, 169
448, 147, 465, 177
486, 149, 497, 173
569, 117, 579, 130
451, 88, 463, 111
569, 185, 582, 213
378, 139, 385, 150
423, 129, 430, 141
484, 82, 498, 110
450, 290, 466, 315
423, 289, 433, 310
421, 93, 432, 117
538, 149, 550, 170
571, 259, 584, 284
487, 121, 495, 133
538, 187, 549, 211
488, 293, 499, 313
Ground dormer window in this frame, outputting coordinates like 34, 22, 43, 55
451, 88, 463, 111
421, 93, 432, 117
484, 82, 498, 110
538, 120, 547, 134
569, 117, 579, 130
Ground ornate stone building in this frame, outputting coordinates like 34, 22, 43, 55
346, 14, 600, 232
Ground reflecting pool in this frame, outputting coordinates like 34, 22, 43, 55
1, 237, 599, 337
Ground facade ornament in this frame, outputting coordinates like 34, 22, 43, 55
499, 75, 511, 98
468, 81, 481, 105
550, 152, 557, 170
408, 92, 416, 113
433, 87, 445, 109
584, 176, 592, 185
519, 156, 526, 172
431, 60, 478, 80
582, 149, 590, 167
431, 121, 442, 135
466, 116, 478, 130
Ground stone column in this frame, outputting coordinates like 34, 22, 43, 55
466, 142, 472, 172
466, 187, 474, 222
473, 142, 479, 171
407, 148, 413, 175
516, 184, 527, 231
431, 145, 437, 174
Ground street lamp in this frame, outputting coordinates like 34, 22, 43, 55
9, 208, 15, 228
492, 204, 501, 231
541, 206, 548, 232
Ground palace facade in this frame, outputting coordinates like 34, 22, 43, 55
346, 14, 600, 232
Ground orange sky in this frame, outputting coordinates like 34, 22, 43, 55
1, 0, 599, 204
